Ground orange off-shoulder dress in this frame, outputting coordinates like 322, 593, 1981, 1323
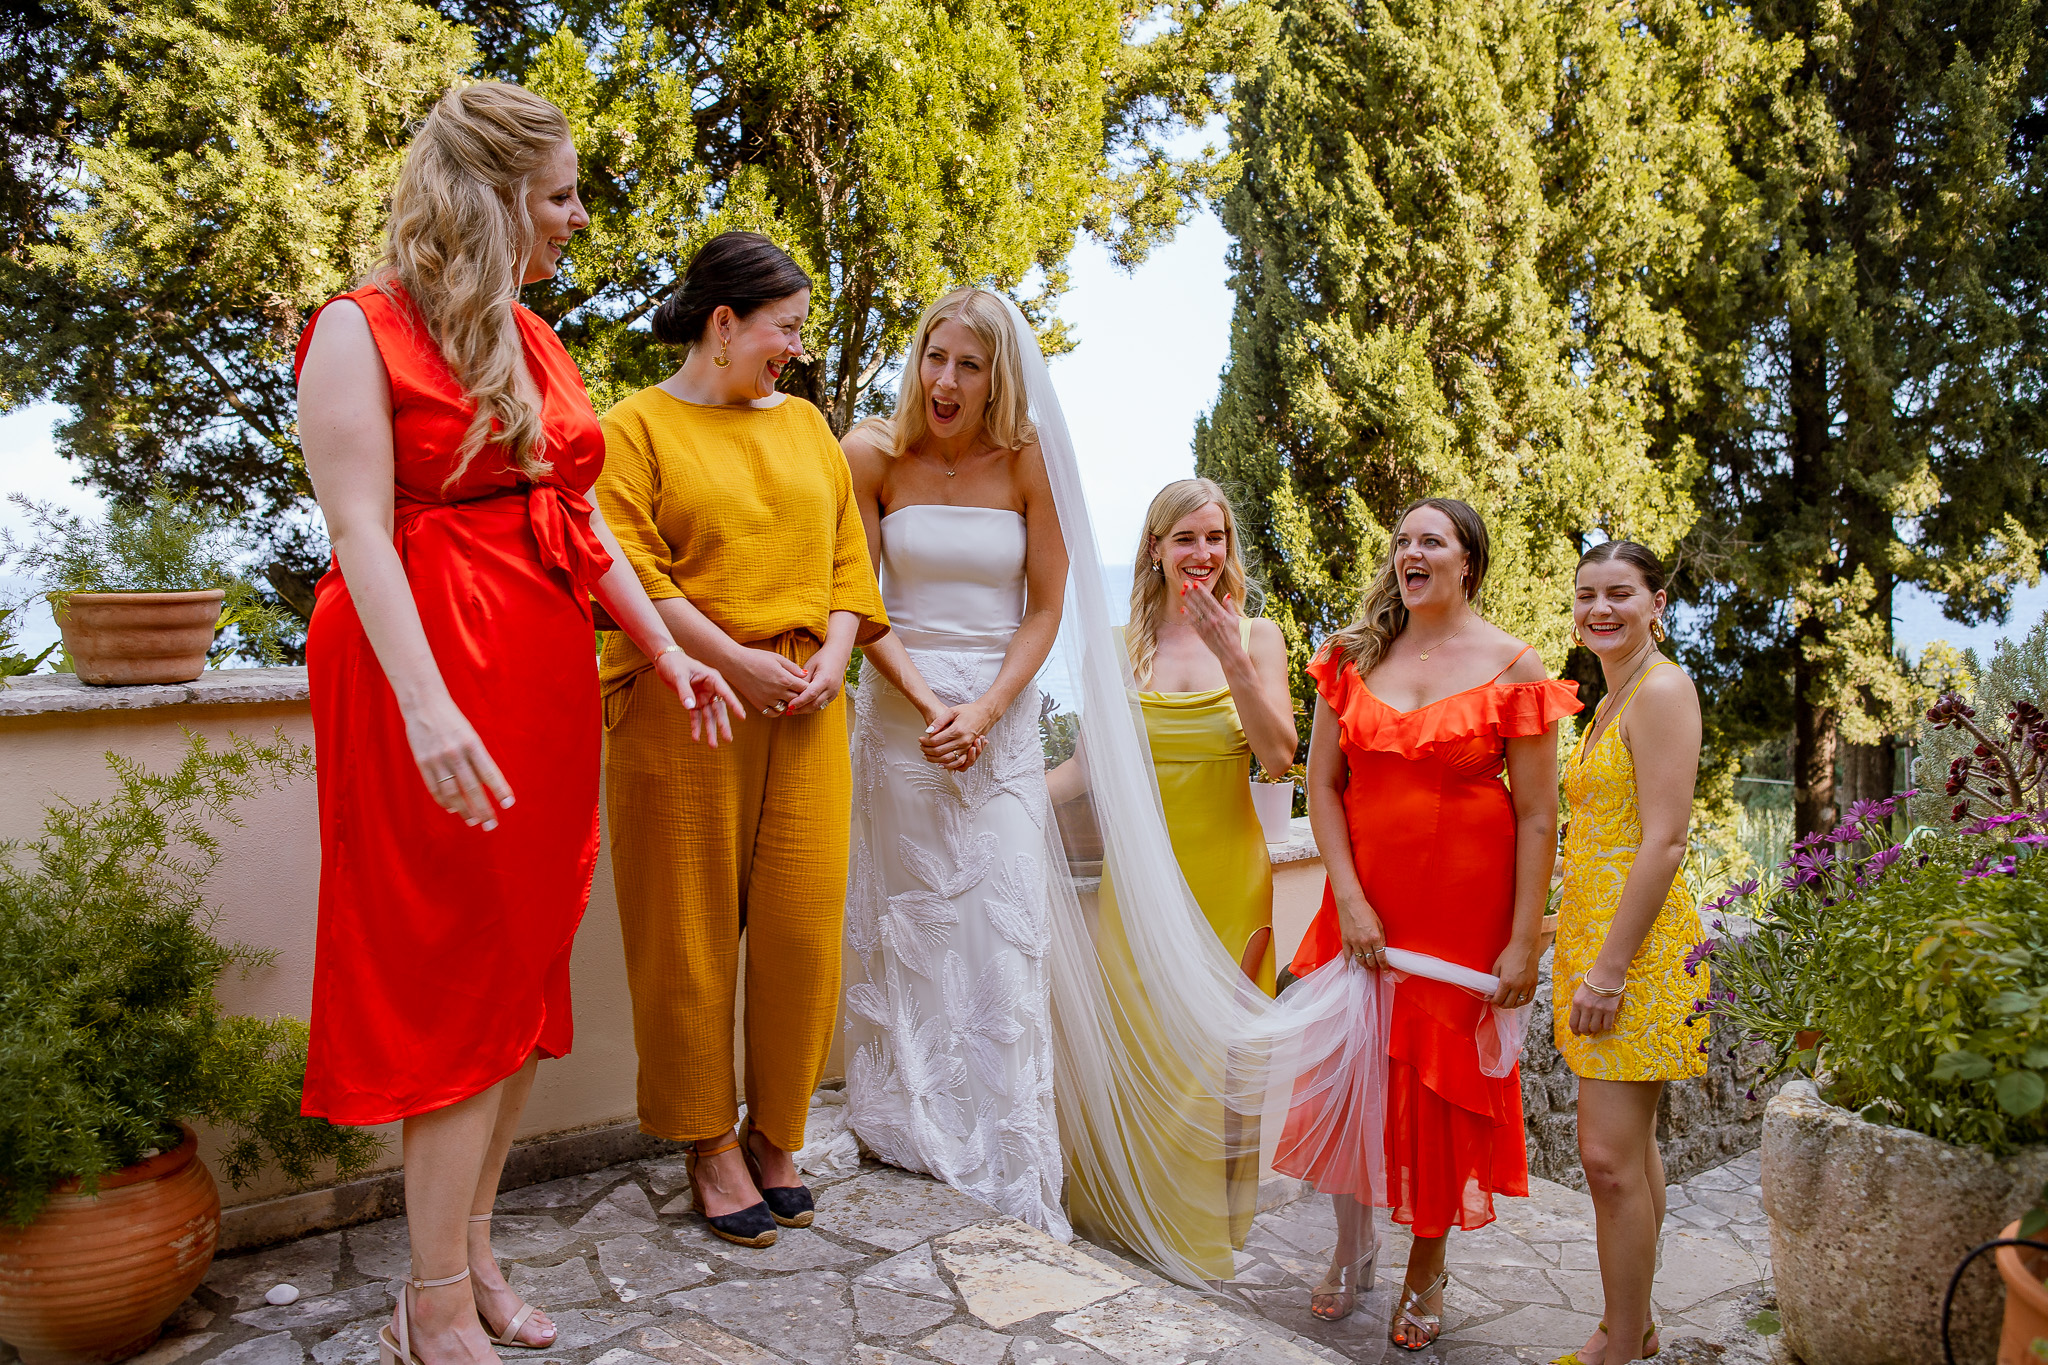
1286, 645, 1581, 1235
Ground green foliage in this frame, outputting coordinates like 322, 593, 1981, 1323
0, 731, 382, 1226
1911, 610, 2048, 827
1670, 0, 2048, 832
1194, 0, 1766, 694
3, 0, 475, 621
2, 483, 295, 664
1706, 801, 2048, 1152
1039, 694, 1080, 766
0, 594, 57, 681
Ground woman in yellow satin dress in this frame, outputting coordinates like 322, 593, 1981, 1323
1552, 539, 1707, 1365
1061, 479, 1298, 1278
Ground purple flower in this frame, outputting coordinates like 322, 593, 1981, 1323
1858, 843, 1906, 885
1684, 938, 1719, 977
1712, 918, 1726, 930
1847, 795, 1900, 823
1697, 1039, 1710, 1054
1824, 821, 1861, 844
1791, 831, 1828, 852
2015, 834, 2048, 847
1731, 878, 1760, 899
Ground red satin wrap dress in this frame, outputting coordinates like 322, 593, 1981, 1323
297, 283, 614, 1125
1284, 646, 1580, 1235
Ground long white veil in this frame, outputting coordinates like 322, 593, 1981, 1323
1003, 297, 1386, 1286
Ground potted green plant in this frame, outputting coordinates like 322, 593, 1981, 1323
2, 485, 293, 685
1701, 680, 2048, 1365
0, 732, 382, 1365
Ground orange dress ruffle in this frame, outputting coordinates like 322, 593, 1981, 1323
1285, 648, 1581, 1236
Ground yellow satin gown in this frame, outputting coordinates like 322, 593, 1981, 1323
1062, 617, 1276, 1281
1138, 617, 1278, 996
1554, 660, 1710, 1081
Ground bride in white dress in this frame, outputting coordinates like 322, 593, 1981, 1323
839, 287, 1387, 1286
839, 287, 1071, 1234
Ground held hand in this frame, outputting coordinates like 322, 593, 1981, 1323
1179, 582, 1245, 663
1335, 895, 1389, 971
403, 695, 514, 829
726, 647, 810, 715
783, 644, 852, 716
1568, 978, 1624, 1036
653, 647, 743, 746
1490, 940, 1540, 1009
922, 701, 992, 771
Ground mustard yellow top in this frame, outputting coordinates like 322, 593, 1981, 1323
594, 389, 887, 692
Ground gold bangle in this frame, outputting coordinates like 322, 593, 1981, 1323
1581, 974, 1627, 998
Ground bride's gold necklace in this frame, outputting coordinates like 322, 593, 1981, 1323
935, 441, 990, 477
1414, 612, 1472, 662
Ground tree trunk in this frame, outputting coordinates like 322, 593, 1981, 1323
1789, 307, 1835, 836
1839, 740, 1895, 807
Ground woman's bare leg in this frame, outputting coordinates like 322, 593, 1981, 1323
1574, 1078, 1665, 1363
466, 1053, 555, 1347
397, 1081, 510, 1365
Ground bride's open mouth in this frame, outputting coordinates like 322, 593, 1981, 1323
932, 397, 960, 423
1403, 567, 1430, 592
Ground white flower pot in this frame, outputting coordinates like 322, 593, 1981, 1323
1250, 781, 1296, 844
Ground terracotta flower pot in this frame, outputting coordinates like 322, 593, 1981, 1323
51, 591, 224, 686
0, 1127, 221, 1365
1997, 1219, 2048, 1365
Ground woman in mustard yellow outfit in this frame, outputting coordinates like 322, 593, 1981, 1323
596, 234, 886, 1249
1552, 540, 1707, 1365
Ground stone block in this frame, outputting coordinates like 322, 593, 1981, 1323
213, 1333, 305, 1365
507, 1254, 606, 1305
935, 1221, 1135, 1330
574, 1183, 661, 1236
1762, 1079, 2048, 1365
919, 1321, 1013, 1365
665, 1271, 854, 1365
854, 1245, 952, 1301
597, 1232, 713, 1300
205, 1232, 342, 1309
812, 1167, 997, 1252
852, 1284, 956, 1337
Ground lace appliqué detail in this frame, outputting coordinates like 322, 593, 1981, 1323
843, 648, 1067, 1237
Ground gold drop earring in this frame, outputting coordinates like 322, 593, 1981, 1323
1652, 617, 1668, 642
714, 334, 731, 368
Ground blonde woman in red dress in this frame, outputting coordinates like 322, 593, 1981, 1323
1286, 498, 1578, 1347
295, 83, 734, 1365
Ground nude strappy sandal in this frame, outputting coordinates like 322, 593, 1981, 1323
1389, 1266, 1449, 1351
1308, 1242, 1378, 1322
378, 1266, 468, 1365
468, 1214, 555, 1348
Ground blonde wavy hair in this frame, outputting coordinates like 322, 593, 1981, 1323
1126, 478, 1250, 687
372, 81, 572, 489
860, 288, 1035, 456
1326, 496, 1491, 676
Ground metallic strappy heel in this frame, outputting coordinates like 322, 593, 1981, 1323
467, 1214, 554, 1348
1307, 1241, 1379, 1322
378, 1266, 469, 1365
1389, 1266, 1449, 1351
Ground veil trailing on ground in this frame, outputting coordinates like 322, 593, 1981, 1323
1001, 296, 1384, 1285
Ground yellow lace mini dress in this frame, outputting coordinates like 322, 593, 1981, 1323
1554, 661, 1710, 1081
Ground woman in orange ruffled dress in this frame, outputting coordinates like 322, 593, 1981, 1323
1285, 498, 1579, 1349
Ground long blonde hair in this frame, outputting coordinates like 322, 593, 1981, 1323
1327, 496, 1491, 676
860, 288, 1035, 456
1126, 478, 1250, 687
373, 81, 571, 488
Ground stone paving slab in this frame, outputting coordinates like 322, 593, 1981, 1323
5, 1132, 1783, 1365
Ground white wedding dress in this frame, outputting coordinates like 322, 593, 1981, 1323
842, 504, 1069, 1237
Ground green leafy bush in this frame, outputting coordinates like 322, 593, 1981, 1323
1705, 798, 2048, 1153
0, 731, 382, 1226
0, 593, 56, 681
1, 483, 293, 665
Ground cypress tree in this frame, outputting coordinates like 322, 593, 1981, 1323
1674, 0, 2048, 833
1196, 0, 1771, 702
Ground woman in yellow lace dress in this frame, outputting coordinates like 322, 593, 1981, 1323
1553, 540, 1708, 1365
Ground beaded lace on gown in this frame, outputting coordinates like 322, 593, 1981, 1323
842, 505, 1067, 1237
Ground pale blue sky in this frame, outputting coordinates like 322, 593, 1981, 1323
3, 205, 2041, 664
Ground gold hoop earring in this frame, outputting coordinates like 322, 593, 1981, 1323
1571, 626, 1585, 647
714, 337, 731, 368
1652, 618, 1668, 642
1152, 560, 1164, 574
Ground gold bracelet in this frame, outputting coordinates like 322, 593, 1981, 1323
1581, 974, 1627, 998
654, 644, 684, 660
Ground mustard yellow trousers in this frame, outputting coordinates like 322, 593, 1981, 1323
604, 646, 849, 1153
